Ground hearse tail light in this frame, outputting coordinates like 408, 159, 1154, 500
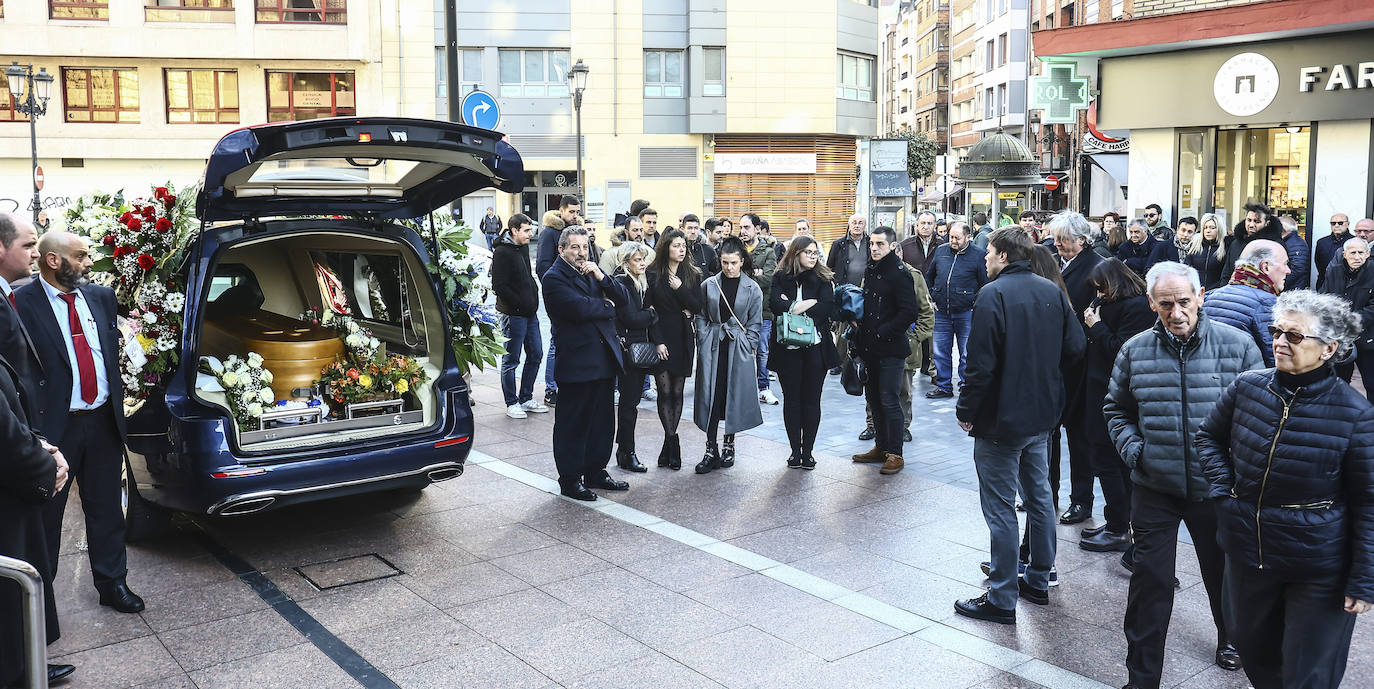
434, 436, 469, 448
211, 467, 268, 478
358, 132, 372, 143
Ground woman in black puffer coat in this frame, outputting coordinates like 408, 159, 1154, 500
1196, 290, 1374, 689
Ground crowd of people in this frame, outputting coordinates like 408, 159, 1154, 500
487, 198, 1374, 689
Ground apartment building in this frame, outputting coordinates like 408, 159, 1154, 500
881, 0, 948, 148
0, 1, 435, 218
947, 0, 978, 162
437, 0, 879, 244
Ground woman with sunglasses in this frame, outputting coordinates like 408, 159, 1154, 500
1196, 290, 1374, 689
768, 235, 838, 469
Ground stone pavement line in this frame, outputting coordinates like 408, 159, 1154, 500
468, 449, 1114, 689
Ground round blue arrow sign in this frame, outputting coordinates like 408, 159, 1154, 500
460, 90, 501, 130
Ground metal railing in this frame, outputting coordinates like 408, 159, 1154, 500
0, 555, 47, 689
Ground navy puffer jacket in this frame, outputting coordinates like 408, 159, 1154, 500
925, 243, 988, 313
1196, 369, 1374, 602
1202, 283, 1277, 368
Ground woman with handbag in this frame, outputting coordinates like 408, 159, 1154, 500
647, 229, 703, 469
694, 236, 764, 474
769, 235, 838, 469
612, 242, 663, 472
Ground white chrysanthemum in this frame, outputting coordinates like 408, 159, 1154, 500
345, 333, 363, 348
165, 293, 185, 311
142, 312, 158, 325
156, 336, 175, 352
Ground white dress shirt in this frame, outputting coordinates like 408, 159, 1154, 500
39, 276, 109, 411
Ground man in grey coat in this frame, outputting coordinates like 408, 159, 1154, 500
1104, 261, 1263, 689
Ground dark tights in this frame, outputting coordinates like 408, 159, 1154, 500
705, 349, 730, 447
653, 372, 688, 435
777, 364, 826, 459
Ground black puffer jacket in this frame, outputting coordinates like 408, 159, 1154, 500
854, 252, 919, 360
1196, 368, 1374, 602
1103, 314, 1265, 500
1221, 215, 1284, 283
1321, 260, 1374, 351
491, 235, 539, 316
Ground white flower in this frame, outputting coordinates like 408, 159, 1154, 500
368, 337, 379, 349
156, 336, 175, 352
247, 403, 263, 417
261, 369, 274, 383
165, 293, 185, 311
222, 371, 240, 387
345, 333, 364, 348
259, 388, 275, 403
346, 321, 360, 334
321, 310, 335, 324
247, 352, 264, 368
143, 312, 158, 324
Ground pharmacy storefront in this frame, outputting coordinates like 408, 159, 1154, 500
1091, 29, 1374, 250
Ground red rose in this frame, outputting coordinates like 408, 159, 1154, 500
140, 205, 156, 219
154, 187, 168, 200
127, 217, 143, 231
164, 195, 177, 207
102, 235, 116, 246
119, 211, 134, 225
155, 217, 171, 232
137, 254, 155, 270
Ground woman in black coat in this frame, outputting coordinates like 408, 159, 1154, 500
1079, 259, 1157, 551
1184, 213, 1229, 290
768, 235, 839, 469
611, 242, 660, 473
645, 229, 703, 469
1197, 290, 1374, 689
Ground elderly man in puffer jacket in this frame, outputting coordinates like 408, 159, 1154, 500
1202, 239, 1290, 368
1104, 261, 1264, 689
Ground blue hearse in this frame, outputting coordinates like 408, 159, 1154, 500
122, 117, 523, 535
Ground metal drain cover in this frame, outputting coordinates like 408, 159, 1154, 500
294, 554, 402, 591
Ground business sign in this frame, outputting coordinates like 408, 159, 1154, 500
969, 192, 993, 205
1031, 62, 1091, 124
870, 139, 908, 172
1213, 52, 1280, 117
714, 153, 817, 174
871, 171, 913, 197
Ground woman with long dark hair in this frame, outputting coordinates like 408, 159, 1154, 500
612, 242, 661, 472
693, 236, 763, 474
768, 236, 838, 469
646, 229, 702, 469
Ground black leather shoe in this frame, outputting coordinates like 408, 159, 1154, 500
800, 456, 816, 470
48, 663, 75, 684
858, 425, 875, 441
903, 429, 912, 442
954, 592, 1015, 624
720, 435, 735, 468
1059, 503, 1091, 524
1017, 577, 1049, 606
1080, 523, 1107, 538
587, 474, 629, 491
559, 481, 597, 501
616, 447, 647, 473
696, 441, 721, 474
97, 581, 145, 613
668, 434, 682, 470
787, 454, 802, 469
1080, 529, 1132, 552
1215, 642, 1242, 671
829, 366, 842, 376
925, 388, 953, 399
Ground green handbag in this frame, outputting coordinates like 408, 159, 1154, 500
775, 282, 821, 348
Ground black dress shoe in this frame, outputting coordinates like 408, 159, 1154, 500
954, 592, 1015, 624
616, 447, 647, 473
559, 481, 597, 501
1080, 529, 1132, 552
1017, 577, 1048, 606
1080, 523, 1107, 539
1215, 642, 1243, 671
586, 475, 629, 491
97, 581, 145, 613
925, 388, 954, 399
829, 366, 842, 376
1059, 503, 1091, 524
48, 663, 75, 684
858, 425, 875, 441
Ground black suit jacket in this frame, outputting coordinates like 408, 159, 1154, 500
0, 293, 45, 417
15, 280, 127, 446
541, 259, 629, 384
1058, 250, 1104, 422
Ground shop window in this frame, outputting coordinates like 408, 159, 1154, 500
63, 68, 139, 123
165, 69, 239, 124
255, 0, 345, 24
0, 72, 26, 122
265, 70, 354, 122
836, 53, 874, 102
1215, 126, 1310, 228
644, 50, 684, 98
51, 0, 108, 19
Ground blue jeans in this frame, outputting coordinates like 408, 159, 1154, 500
973, 431, 1055, 610
933, 309, 972, 392
756, 319, 773, 391
544, 324, 557, 394
500, 315, 543, 405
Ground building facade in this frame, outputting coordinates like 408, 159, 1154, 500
0, 0, 435, 220
437, 0, 879, 245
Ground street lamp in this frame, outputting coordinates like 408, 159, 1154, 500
568, 59, 589, 202
6, 62, 55, 225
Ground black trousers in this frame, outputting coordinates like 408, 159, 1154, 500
1223, 557, 1357, 689
1049, 421, 1096, 509
1124, 485, 1228, 689
614, 370, 644, 452
552, 379, 615, 486
1090, 439, 1133, 533
43, 404, 128, 590
1335, 348, 1374, 398
862, 356, 905, 456
776, 348, 827, 459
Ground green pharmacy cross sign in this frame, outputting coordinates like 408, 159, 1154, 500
1031, 62, 1090, 124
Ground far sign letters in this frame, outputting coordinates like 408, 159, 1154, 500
1299, 63, 1374, 92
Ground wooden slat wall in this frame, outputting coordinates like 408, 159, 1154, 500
713, 135, 858, 246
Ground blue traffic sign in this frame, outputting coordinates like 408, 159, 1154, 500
460, 90, 501, 130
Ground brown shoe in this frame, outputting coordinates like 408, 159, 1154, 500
879, 453, 904, 475
852, 446, 887, 463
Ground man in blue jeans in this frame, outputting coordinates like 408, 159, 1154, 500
490, 214, 549, 418
925, 222, 987, 398
954, 226, 1084, 624
740, 213, 779, 405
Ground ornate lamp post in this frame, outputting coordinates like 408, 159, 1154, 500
568, 59, 589, 202
5, 62, 55, 225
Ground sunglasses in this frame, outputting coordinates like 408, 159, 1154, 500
1332, 220, 1349, 225
1144, 213, 1158, 218
1268, 325, 1329, 346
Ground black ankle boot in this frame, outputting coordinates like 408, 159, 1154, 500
696, 440, 720, 474
667, 434, 682, 470
617, 446, 646, 472
720, 435, 735, 468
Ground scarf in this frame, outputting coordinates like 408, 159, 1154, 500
1229, 263, 1280, 296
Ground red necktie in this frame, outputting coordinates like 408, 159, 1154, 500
58, 293, 98, 405
6, 292, 14, 309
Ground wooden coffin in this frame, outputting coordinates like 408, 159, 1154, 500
202, 310, 345, 401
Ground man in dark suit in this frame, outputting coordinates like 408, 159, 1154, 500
540, 226, 631, 501
16, 231, 144, 615
0, 213, 45, 406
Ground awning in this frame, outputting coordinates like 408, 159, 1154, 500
1085, 153, 1128, 186
871, 170, 914, 197
918, 184, 963, 203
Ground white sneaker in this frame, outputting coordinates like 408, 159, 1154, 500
521, 400, 550, 413
760, 390, 779, 405
506, 404, 528, 419
642, 388, 657, 401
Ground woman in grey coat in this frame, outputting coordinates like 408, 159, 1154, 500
694, 236, 764, 473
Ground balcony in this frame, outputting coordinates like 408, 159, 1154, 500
145, 0, 236, 23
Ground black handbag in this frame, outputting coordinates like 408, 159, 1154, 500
620, 330, 660, 370
840, 356, 866, 396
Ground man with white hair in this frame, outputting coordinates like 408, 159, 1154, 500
1202, 239, 1290, 368
1105, 261, 1262, 686
1320, 236, 1374, 397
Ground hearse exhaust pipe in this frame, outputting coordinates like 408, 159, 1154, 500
427, 466, 463, 483
217, 497, 277, 516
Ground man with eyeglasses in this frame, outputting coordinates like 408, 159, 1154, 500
1314, 213, 1351, 290
1143, 203, 1173, 243
1320, 237, 1374, 397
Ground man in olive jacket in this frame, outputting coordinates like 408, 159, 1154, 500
1104, 261, 1263, 689
741, 213, 779, 404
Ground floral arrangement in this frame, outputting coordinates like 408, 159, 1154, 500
198, 354, 277, 431
316, 354, 428, 407
299, 306, 382, 362
404, 214, 505, 376
67, 183, 196, 401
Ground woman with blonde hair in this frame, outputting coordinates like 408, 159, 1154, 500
612, 242, 661, 472
1185, 213, 1229, 289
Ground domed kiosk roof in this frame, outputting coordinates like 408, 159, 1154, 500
960, 131, 1042, 183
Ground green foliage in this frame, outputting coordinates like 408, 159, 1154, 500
885, 126, 940, 180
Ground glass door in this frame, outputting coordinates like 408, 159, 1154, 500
1214, 126, 1310, 231
1176, 130, 1212, 223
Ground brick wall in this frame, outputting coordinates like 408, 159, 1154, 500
1127, 0, 1278, 18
